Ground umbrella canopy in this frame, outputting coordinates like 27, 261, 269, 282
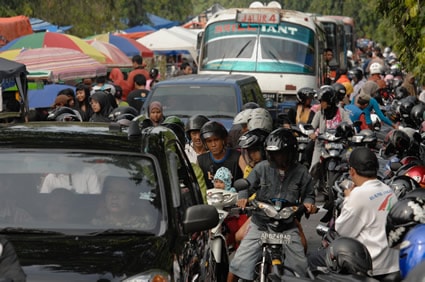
0, 32, 108, 63
87, 40, 132, 68
0, 47, 107, 83
28, 84, 76, 108
90, 33, 154, 58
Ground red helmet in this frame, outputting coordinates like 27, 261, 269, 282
404, 165, 425, 188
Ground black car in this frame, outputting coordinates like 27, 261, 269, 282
0, 120, 218, 281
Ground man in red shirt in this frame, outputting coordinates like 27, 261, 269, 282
126, 55, 150, 93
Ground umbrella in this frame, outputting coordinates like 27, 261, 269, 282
87, 40, 132, 68
0, 32, 108, 63
28, 84, 76, 108
90, 33, 154, 58
0, 47, 107, 82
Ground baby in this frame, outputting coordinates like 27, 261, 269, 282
212, 167, 236, 193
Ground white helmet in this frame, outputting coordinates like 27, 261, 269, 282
369, 62, 382, 75
233, 109, 253, 125
247, 108, 273, 133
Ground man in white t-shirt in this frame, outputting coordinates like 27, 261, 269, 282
40, 168, 101, 194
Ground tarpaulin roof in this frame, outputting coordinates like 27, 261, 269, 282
30, 18, 72, 33
0, 16, 33, 46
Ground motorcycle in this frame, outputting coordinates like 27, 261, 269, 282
292, 123, 315, 167
233, 179, 316, 282
204, 189, 238, 282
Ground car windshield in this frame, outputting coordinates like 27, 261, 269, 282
151, 85, 237, 118
0, 151, 163, 235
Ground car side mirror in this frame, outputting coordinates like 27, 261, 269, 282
183, 204, 219, 234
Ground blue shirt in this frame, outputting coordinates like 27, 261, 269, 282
352, 97, 393, 126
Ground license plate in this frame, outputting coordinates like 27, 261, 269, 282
260, 232, 292, 244
325, 143, 343, 150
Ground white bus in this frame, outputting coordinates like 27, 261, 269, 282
197, 1, 327, 102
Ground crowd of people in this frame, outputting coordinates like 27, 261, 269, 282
3, 41, 425, 281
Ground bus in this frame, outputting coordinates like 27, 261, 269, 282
197, 1, 327, 102
327, 16, 356, 54
316, 16, 347, 72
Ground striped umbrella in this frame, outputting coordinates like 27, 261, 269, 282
90, 33, 154, 58
0, 47, 107, 82
0, 32, 108, 63
87, 40, 132, 68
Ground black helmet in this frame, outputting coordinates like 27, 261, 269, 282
351, 68, 363, 80
149, 68, 159, 79
395, 86, 410, 100
238, 128, 268, 149
325, 237, 373, 276
389, 175, 420, 199
317, 85, 337, 105
399, 96, 418, 120
47, 107, 83, 122
265, 128, 298, 169
383, 129, 411, 157
386, 195, 425, 247
410, 102, 425, 127
109, 106, 139, 124
200, 121, 228, 142
185, 115, 210, 139
332, 83, 347, 102
335, 122, 354, 139
296, 87, 316, 104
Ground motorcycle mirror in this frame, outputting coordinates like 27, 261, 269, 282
234, 178, 250, 192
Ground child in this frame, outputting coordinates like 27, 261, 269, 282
212, 167, 236, 192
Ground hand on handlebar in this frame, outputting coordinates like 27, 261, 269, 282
304, 202, 318, 214
237, 198, 248, 209
309, 133, 317, 140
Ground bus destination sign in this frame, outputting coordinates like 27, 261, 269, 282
236, 10, 280, 24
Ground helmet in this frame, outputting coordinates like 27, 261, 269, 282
332, 83, 347, 102
296, 87, 316, 104
395, 86, 410, 100
185, 114, 210, 136
47, 107, 83, 122
351, 68, 363, 81
247, 108, 273, 133
109, 106, 139, 125
383, 129, 411, 157
325, 237, 373, 276
264, 128, 298, 169
399, 224, 425, 279
242, 102, 259, 110
389, 175, 420, 199
335, 122, 354, 139
317, 85, 337, 105
370, 62, 382, 75
238, 128, 268, 149
149, 68, 159, 79
233, 109, 253, 125
404, 165, 425, 188
410, 102, 425, 127
200, 121, 228, 141
162, 115, 185, 129
399, 96, 418, 119
386, 196, 425, 248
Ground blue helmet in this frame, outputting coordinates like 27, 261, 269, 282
399, 224, 425, 279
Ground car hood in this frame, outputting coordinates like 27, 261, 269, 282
10, 234, 173, 281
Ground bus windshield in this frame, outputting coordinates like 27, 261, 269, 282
201, 20, 315, 74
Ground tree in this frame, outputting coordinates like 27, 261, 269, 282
377, 1, 425, 83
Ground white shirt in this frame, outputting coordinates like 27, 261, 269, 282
335, 179, 399, 275
40, 169, 101, 194
185, 143, 200, 164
